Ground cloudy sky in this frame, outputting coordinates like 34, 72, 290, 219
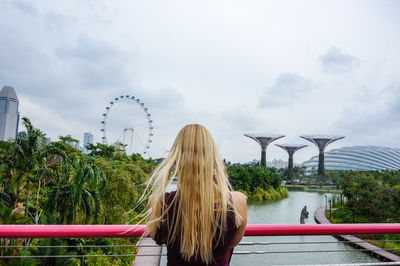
1, 0, 400, 163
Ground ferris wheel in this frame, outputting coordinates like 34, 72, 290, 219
100, 95, 153, 155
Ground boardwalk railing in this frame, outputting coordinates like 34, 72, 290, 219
1, 224, 400, 264
1, 224, 400, 238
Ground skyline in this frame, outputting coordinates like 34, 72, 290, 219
1, 0, 400, 163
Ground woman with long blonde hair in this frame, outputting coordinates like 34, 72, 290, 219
144, 124, 247, 265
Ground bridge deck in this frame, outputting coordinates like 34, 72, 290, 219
131, 237, 162, 266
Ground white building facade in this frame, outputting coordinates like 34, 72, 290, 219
83, 132, 94, 153
83, 132, 93, 147
0, 86, 19, 141
302, 145, 400, 173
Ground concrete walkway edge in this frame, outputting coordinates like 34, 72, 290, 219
132, 237, 162, 266
314, 207, 400, 262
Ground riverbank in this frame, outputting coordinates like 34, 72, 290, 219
284, 185, 341, 193
230, 191, 380, 265
314, 207, 400, 262
241, 186, 289, 201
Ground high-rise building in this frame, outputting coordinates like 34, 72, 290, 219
83, 132, 93, 147
0, 86, 19, 141
266, 159, 288, 169
82, 132, 94, 154
74, 141, 80, 150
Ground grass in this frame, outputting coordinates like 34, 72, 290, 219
326, 208, 400, 256
365, 237, 400, 256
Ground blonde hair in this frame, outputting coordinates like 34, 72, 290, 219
143, 124, 238, 264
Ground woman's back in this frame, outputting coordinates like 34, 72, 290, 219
154, 191, 237, 266
144, 124, 247, 265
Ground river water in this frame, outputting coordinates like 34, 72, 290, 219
160, 190, 382, 265
231, 190, 381, 265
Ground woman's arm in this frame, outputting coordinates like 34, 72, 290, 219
229, 191, 247, 248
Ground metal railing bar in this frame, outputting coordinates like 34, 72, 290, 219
246, 239, 400, 245
0, 254, 142, 258
279, 263, 400, 266
0, 244, 139, 248
232, 248, 400, 255
1, 239, 399, 248
1, 224, 400, 238
2, 248, 400, 258
238, 241, 271, 246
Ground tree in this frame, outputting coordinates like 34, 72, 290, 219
227, 164, 251, 192
4, 118, 65, 223
226, 163, 282, 193
95, 157, 152, 224
48, 158, 106, 224
340, 171, 400, 222
58, 135, 79, 144
0, 117, 159, 230
86, 143, 116, 159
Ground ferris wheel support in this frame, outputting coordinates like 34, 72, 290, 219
100, 95, 153, 156
123, 128, 134, 154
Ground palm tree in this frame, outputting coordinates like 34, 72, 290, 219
13, 117, 46, 217
29, 238, 78, 265
0, 140, 26, 209
49, 158, 106, 224
11, 117, 66, 222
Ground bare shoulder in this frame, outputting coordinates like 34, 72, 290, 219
231, 191, 247, 201
230, 191, 247, 207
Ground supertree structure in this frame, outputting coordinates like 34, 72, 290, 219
299, 135, 344, 177
244, 134, 285, 167
275, 144, 307, 180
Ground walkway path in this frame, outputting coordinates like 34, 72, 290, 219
314, 207, 400, 262
132, 237, 162, 266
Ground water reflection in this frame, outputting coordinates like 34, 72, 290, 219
231, 191, 381, 265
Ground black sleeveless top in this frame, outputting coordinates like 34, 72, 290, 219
153, 191, 237, 266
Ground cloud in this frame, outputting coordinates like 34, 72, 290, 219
0, 3, 138, 135
259, 73, 312, 108
320, 47, 360, 74
1, 0, 400, 163
55, 36, 135, 89
222, 107, 260, 132
139, 86, 184, 111
18, 96, 90, 141
43, 13, 78, 32
3, 0, 37, 15
386, 83, 400, 115
333, 81, 400, 146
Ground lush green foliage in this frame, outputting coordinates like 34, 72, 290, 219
226, 163, 288, 201
0, 117, 157, 265
326, 170, 400, 256
95, 155, 154, 224
339, 171, 400, 222
278, 166, 306, 182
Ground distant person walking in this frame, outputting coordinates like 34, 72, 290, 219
144, 124, 247, 266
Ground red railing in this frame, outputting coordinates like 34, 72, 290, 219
0, 224, 399, 238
